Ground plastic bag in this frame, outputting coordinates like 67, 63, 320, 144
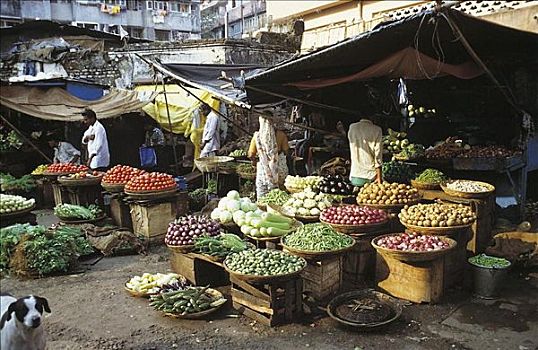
139, 146, 157, 168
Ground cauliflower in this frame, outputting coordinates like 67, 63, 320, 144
304, 199, 317, 209
310, 208, 321, 216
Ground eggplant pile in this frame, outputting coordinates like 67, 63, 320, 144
319, 175, 354, 196
165, 215, 220, 246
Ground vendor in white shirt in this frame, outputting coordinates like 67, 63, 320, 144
200, 104, 221, 158
348, 116, 383, 186
47, 136, 81, 164
81, 108, 110, 171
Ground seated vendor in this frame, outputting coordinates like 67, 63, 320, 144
347, 116, 383, 186
47, 136, 81, 164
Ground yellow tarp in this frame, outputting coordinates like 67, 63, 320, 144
135, 84, 219, 159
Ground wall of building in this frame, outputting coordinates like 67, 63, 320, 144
482, 6, 538, 33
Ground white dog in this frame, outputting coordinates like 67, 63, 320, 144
0, 294, 50, 350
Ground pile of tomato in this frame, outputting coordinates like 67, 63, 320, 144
46, 163, 88, 174
102, 165, 145, 185
125, 172, 177, 192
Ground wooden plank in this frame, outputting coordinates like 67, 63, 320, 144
170, 251, 196, 284
295, 278, 303, 317
230, 276, 271, 301
284, 279, 294, 321
185, 252, 224, 267
231, 288, 274, 315
232, 302, 273, 327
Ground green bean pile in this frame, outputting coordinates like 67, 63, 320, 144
283, 223, 353, 252
225, 249, 305, 276
258, 189, 291, 206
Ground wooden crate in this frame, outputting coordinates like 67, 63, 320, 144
375, 252, 444, 304
231, 275, 303, 327
130, 201, 177, 241
443, 229, 472, 288
51, 183, 69, 206
301, 256, 342, 301
343, 233, 384, 285
110, 196, 132, 229
64, 185, 103, 207
169, 251, 229, 287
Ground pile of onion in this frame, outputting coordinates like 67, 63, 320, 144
165, 215, 220, 246
320, 205, 388, 225
375, 232, 450, 252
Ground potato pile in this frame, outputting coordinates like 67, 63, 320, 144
399, 203, 476, 227
357, 182, 420, 206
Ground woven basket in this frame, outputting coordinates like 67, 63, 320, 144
236, 169, 256, 180
410, 179, 441, 190
320, 218, 389, 235
194, 156, 234, 173
223, 259, 306, 283
101, 182, 125, 193
440, 181, 495, 199
166, 244, 194, 254
161, 289, 226, 319
58, 176, 103, 187
372, 234, 457, 262
124, 188, 178, 200
358, 200, 419, 211
281, 236, 356, 260
400, 221, 473, 236
285, 185, 303, 194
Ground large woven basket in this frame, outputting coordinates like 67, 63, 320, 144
320, 218, 389, 235
410, 179, 441, 191
440, 181, 495, 199
372, 234, 457, 262
194, 156, 234, 173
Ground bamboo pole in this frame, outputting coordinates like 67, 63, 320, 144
0, 114, 52, 163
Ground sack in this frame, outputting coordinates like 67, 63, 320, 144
139, 146, 157, 168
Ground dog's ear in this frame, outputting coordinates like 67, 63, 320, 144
0, 302, 16, 328
36, 297, 51, 313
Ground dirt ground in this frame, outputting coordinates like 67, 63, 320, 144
1, 213, 537, 350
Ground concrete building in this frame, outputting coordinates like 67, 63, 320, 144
200, 0, 267, 39
266, 0, 538, 52
0, 0, 202, 41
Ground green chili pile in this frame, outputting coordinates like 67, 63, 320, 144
283, 223, 353, 252
468, 254, 511, 269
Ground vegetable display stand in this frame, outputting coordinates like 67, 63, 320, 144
36, 178, 55, 208
63, 184, 103, 207
375, 252, 445, 304
51, 182, 70, 206
169, 251, 229, 287
230, 275, 303, 326
301, 256, 343, 301
109, 194, 132, 229
418, 189, 495, 253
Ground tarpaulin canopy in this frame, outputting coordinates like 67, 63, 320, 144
0, 85, 157, 121
245, 8, 538, 104
135, 84, 220, 159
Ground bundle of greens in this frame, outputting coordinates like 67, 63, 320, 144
54, 204, 102, 220
0, 173, 36, 193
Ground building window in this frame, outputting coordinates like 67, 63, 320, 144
146, 0, 153, 9
126, 0, 142, 10
231, 0, 236, 8
105, 0, 126, 5
130, 27, 143, 38
155, 30, 170, 41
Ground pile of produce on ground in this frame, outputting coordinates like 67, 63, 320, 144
236, 163, 256, 177
126, 273, 188, 295
283, 223, 353, 252
238, 211, 295, 238
229, 149, 247, 157
150, 286, 226, 316
468, 254, 511, 268
395, 143, 425, 161
225, 249, 305, 276
54, 204, 102, 220
257, 189, 290, 207
0, 194, 35, 215
102, 165, 145, 185
407, 104, 436, 119
0, 224, 92, 276
414, 168, 447, 184
375, 232, 451, 252
165, 215, 220, 247
125, 172, 177, 192
46, 163, 88, 174
382, 161, 415, 183
211, 190, 258, 225
193, 233, 249, 258
319, 174, 355, 195
399, 203, 476, 227
357, 182, 420, 206
444, 180, 492, 193
0, 173, 36, 193
188, 188, 208, 211
383, 128, 409, 155
0, 130, 23, 152
282, 187, 332, 217
63, 171, 103, 180
457, 145, 521, 159
284, 175, 323, 192
321, 205, 388, 226
31, 164, 48, 175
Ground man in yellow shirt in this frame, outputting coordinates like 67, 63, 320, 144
348, 116, 383, 186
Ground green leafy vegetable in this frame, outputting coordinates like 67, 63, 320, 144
468, 254, 511, 269
283, 223, 353, 252
54, 204, 101, 220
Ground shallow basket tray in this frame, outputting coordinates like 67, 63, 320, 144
124, 188, 178, 200
223, 258, 306, 284
320, 218, 389, 235
101, 182, 125, 193
440, 181, 495, 199
410, 179, 441, 191
0, 204, 36, 219
401, 222, 473, 235
162, 289, 226, 319
284, 185, 303, 194
194, 156, 234, 173
58, 214, 106, 224
327, 289, 402, 329
236, 169, 256, 180
58, 176, 103, 187
371, 234, 457, 262
167, 244, 195, 254
281, 237, 356, 260
358, 200, 420, 211
42, 171, 78, 177
124, 282, 153, 298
